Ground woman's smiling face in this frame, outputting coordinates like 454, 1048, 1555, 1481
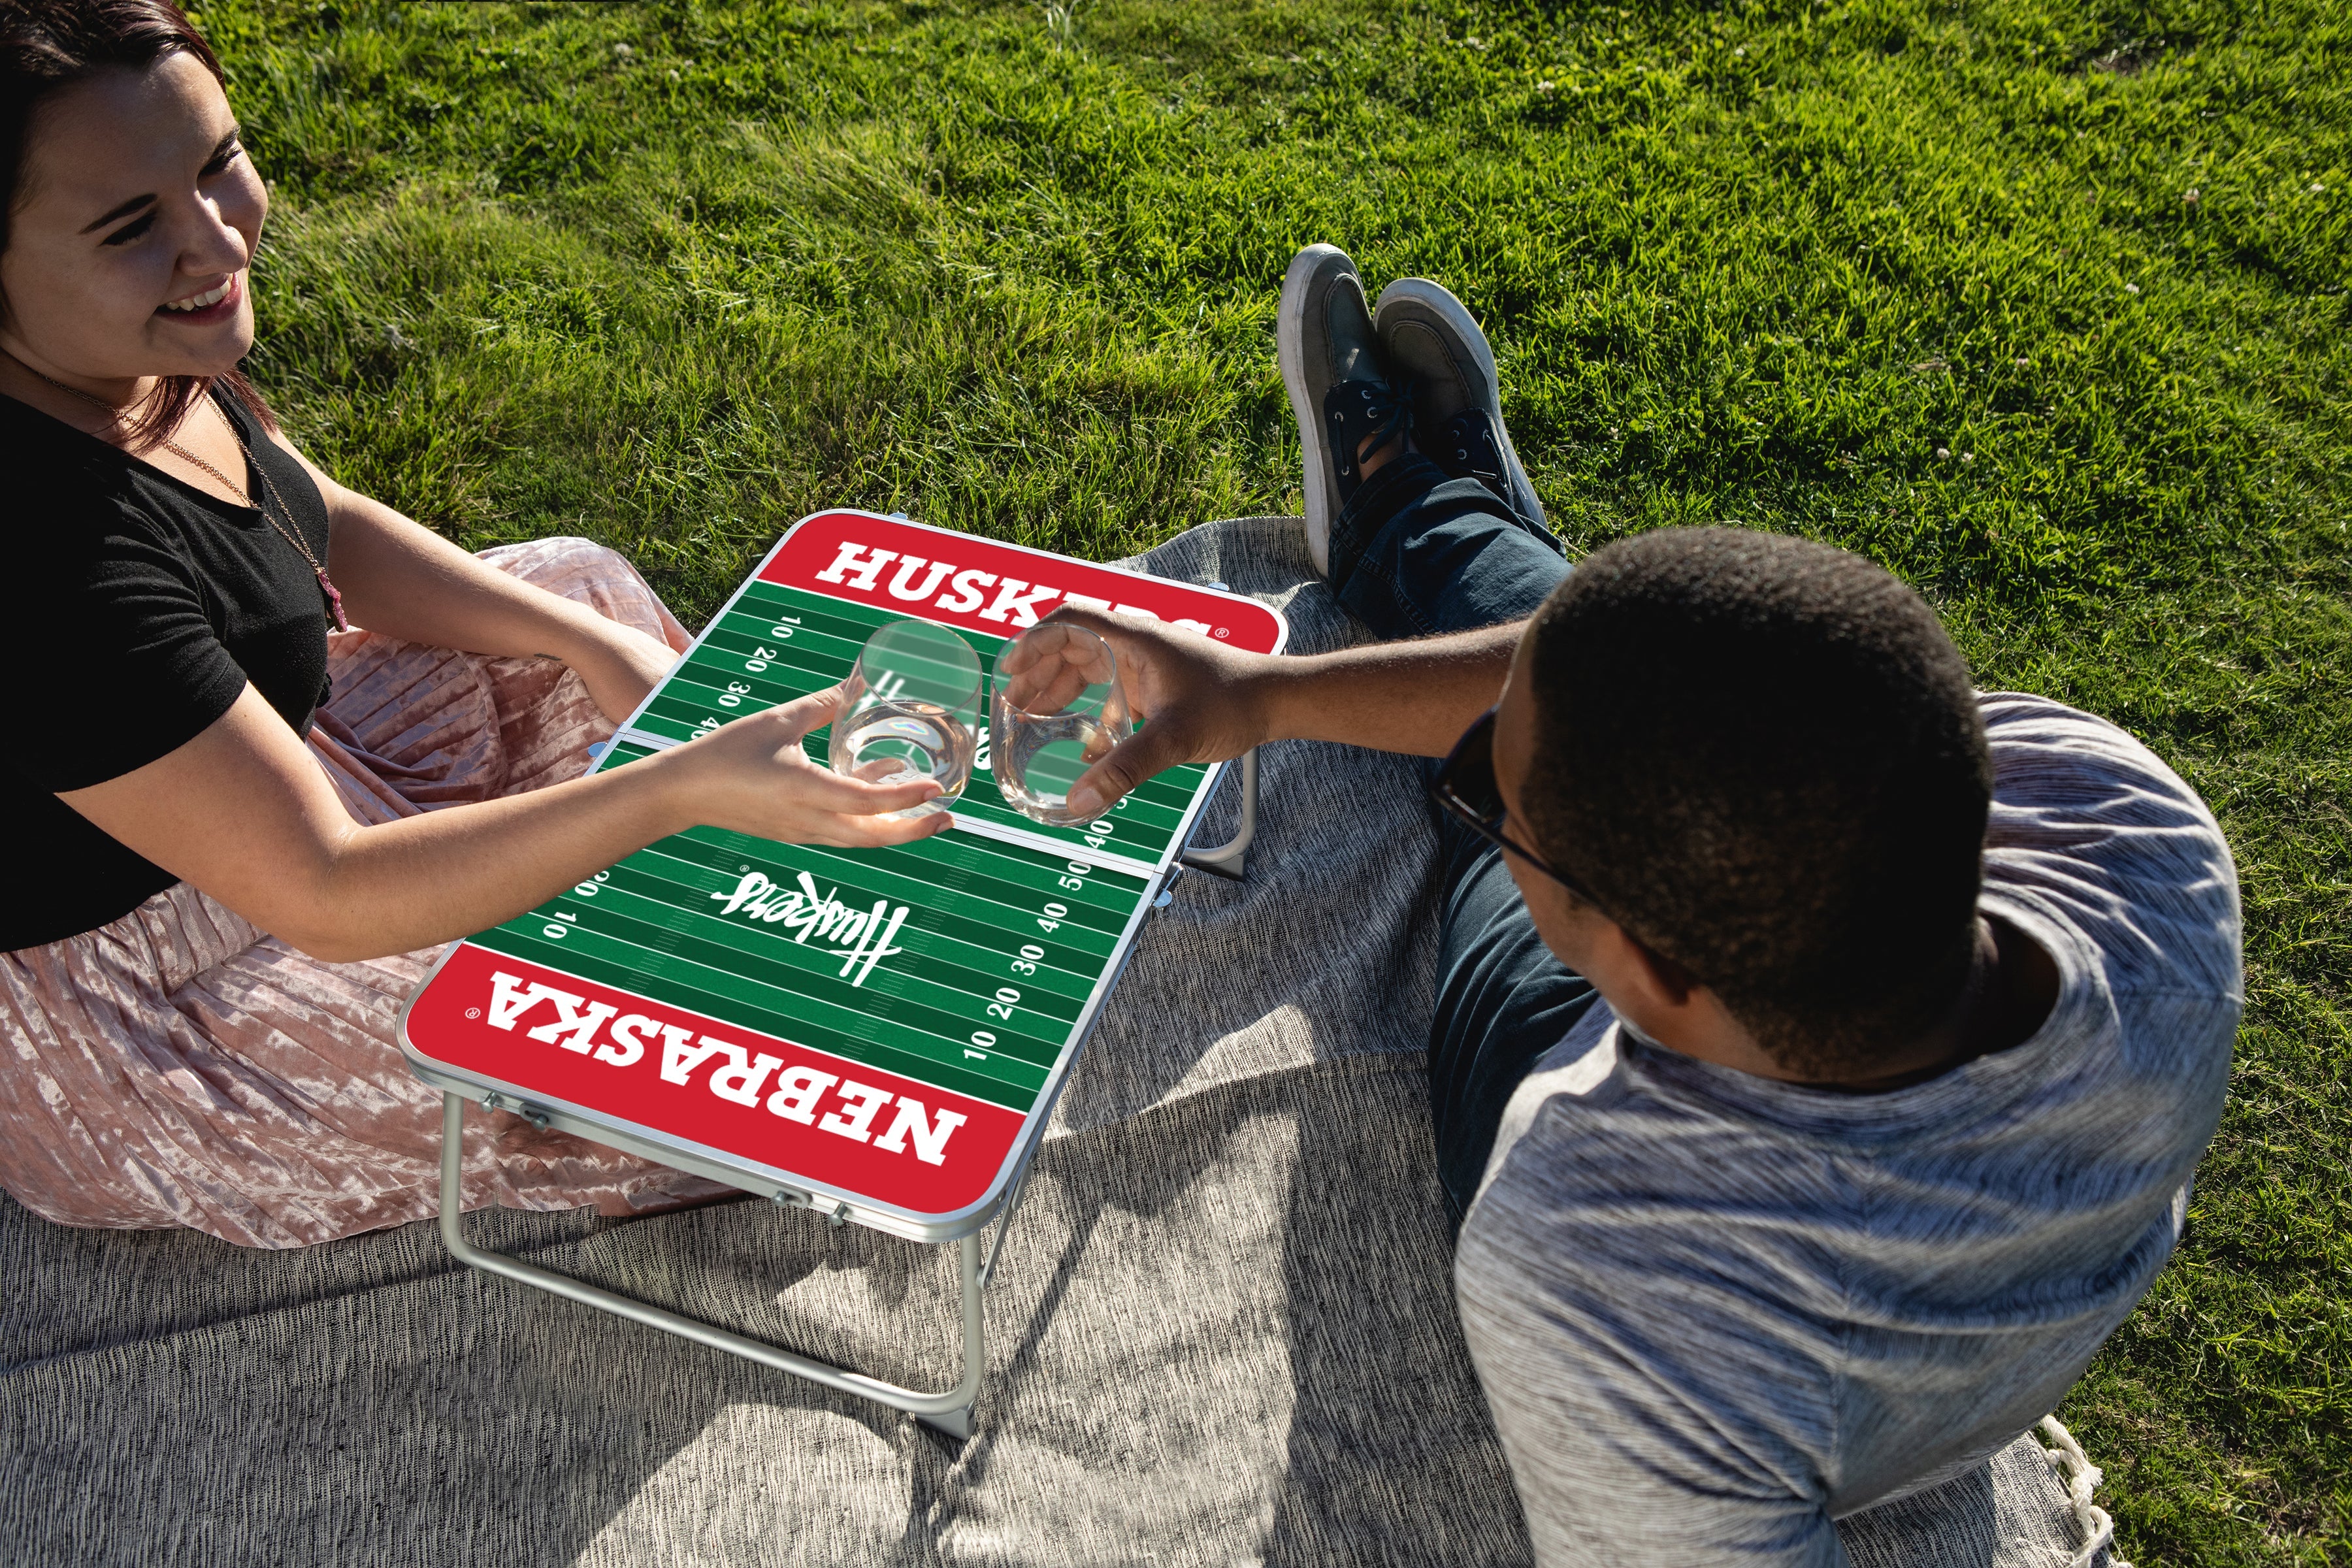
0, 48, 265, 389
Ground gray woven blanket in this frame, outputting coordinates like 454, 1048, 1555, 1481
0, 517, 2106, 1566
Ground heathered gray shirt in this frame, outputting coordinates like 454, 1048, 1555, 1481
1454, 693, 2240, 1566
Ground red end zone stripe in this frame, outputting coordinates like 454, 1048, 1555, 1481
408, 944, 1025, 1217
764, 512, 1286, 654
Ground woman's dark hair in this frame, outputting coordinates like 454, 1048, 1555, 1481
0, 0, 272, 446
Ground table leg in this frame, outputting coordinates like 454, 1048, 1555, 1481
436, 1093, 983, 1436
1180, 747, 1258, 879
977, 1143, 1041, 1289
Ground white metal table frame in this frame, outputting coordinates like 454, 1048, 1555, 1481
427, 757, 1259, 1441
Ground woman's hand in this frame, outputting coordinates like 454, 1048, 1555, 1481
647, 687, 953, 848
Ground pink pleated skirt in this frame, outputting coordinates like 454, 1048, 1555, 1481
0, 538, 728, 1249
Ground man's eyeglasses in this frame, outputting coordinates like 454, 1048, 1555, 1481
1426, 706, 1603, 908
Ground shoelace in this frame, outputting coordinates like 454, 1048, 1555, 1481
1328, 374, 1417, 480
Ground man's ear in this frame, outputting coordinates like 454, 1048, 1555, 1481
1616, 927, 1700, 1007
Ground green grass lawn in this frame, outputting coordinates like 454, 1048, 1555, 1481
199, 1, 2347, 1559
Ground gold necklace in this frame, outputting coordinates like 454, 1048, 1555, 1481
14, 361, 348, 631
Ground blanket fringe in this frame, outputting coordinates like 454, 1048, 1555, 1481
2038, 1414, 2131, 1568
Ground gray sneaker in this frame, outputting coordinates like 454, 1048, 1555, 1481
1373, 278, 1554, 543
1278, 244, 1408, 575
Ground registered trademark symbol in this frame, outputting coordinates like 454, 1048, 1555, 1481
1214, 627, 1230, 638
463, 1007, 481, 1019
740, 864, 750, 872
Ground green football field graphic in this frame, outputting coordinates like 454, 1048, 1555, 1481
405, 513, 1286, 1235
460, 583, 1228, 1117
621, 582, 1206, 869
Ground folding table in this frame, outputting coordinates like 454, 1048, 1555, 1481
399, 510, 1288, 1437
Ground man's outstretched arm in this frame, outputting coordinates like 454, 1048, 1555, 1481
1046, 605, 1526, 819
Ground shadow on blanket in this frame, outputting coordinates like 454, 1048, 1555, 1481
0, 518, 2106, 1567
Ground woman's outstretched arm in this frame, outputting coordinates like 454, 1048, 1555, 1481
60, 685, 943, 962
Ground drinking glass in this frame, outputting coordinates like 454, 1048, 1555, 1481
828, 619, 983, 818
991, 623, 1133, 826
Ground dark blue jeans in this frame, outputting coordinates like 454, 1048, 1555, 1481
1329, 456, 1601, 1236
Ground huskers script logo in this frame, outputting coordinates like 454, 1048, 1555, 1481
482, 971, 966, 1166
708, 870, 909, 988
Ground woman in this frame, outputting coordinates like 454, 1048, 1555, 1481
0, 1, 943, 1247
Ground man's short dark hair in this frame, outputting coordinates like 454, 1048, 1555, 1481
1520, 527, 1991, 1078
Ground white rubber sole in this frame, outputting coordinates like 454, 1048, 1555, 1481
1373, 277, 1546, 529
1277, 244, 1350, 576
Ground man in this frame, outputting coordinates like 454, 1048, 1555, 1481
1048, 244, 2238, 1564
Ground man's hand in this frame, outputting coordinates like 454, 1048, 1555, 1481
1038, 606, 1277, 819
1029, 602, 1528, 818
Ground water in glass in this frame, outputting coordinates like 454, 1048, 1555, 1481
991, 623, 1132, 826
830, 619, 982, 818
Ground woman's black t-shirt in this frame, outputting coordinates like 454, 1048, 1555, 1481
0, 387, 336, 949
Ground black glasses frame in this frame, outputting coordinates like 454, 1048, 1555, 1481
1425, 706, 1603, 907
